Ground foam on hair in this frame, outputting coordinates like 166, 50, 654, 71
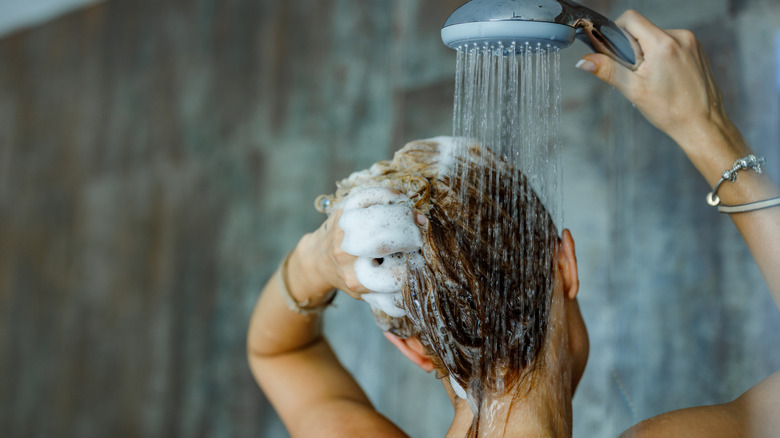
323, 137, 558, 419
337, 187, 423, 317
325, 138, 458, 318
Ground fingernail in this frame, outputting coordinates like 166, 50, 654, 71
416, 213, 428, 226
575, 59, 597, 73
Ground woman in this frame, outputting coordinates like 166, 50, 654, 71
247, 10, 780, 437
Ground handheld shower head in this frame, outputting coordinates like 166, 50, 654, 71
442, 0, 641, 69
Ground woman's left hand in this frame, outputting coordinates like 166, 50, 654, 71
576, 10, 734, 152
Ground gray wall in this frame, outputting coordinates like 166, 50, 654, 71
1, 0, 778, 437
0, 0, 103, 37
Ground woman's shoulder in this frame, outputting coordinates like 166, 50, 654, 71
620, 370, 780, 438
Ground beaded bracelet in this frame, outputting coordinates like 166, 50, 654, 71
706, 155, 780, 213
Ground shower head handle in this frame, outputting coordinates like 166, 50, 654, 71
557, 0, 643, 70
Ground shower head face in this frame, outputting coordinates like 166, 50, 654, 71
442, 21, 576, 51
442, 0, 640, 68
442, 0, 575, 50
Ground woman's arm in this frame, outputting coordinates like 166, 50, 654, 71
247, 211, 362, 358
577, 10, 780, 307
577, 10, 780, 437
247, 211, 407, 438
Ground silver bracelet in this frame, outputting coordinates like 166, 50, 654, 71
277, 251, 337, 315
706, 154, 765, 207
716, 196, 780, 213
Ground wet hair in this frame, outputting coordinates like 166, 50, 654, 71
329, 138, 559, 431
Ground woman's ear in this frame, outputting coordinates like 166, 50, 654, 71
384, 332, 435, 372
559, 229, 580, 300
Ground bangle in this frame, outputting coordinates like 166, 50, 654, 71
277, 251, 337, 315
716, 196, 780, 214
706, 154, 765, 207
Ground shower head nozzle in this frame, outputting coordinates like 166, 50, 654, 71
442, 0, 641, 68
442, 20, 577, 52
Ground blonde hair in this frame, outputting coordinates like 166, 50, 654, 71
326, 138, 558, 415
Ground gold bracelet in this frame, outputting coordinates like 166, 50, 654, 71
277, 251, 337, 315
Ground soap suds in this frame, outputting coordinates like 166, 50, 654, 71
424, 135, 461, 177
353, 253, 407, 293
450, 375, 468, 400
340, 206, 422, 257
362, 292, 406, 318
337, 187, 424, 317
341, 186, 408, 211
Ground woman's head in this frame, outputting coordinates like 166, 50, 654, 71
326, 137, 565, 400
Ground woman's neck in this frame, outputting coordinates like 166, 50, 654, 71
446, 373, 572, 437
446, 299, 574, 437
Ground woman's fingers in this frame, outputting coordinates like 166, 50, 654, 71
665, 29, 699, 49
353, 255, 408, 294
341, 269, 370, 297
577, 10, 673, 94
330, 187, 427, 307
577, 53, 634, 96
577, 9, 729, 141
615, 9, 666, 44
341, 187, 406, 211
338, 205, 422, 258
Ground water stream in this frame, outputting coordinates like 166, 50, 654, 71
447, 41, 563, 406
452, 42, 562, 231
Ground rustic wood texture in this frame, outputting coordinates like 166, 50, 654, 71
0, 0, 778, 437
